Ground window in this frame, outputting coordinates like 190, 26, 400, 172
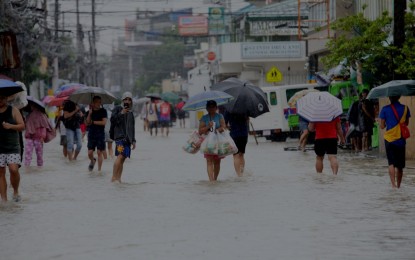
270, 91, 277, 106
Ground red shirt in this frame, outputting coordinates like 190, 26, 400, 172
314, 117, 340, 140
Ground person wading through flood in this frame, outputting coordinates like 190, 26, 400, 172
0, 95, 25, 202
110, 92, 136, 183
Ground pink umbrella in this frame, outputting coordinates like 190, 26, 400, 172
47, 96, 69, 107
42, 95, 54, 104
55, 86, 84, 98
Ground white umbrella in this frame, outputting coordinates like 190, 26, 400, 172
69, 86, 118, 104
297, 92, 343, 122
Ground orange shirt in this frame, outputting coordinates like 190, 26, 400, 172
315, 117, 340, 140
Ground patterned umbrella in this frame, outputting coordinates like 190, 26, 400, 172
297, 92, 343, 122
47, 96, 69, 107
54, 83, 87, 97
287, 89, 319, 108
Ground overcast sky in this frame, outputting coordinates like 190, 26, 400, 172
58, 0, 250, 54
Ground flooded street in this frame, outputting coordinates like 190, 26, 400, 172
1, 120, 415, 260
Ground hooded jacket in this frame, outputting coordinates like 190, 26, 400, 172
109, 106, 136, 145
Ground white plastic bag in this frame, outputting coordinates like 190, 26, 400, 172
8, 81, 28, 109
217, 130, 238, 157
200, 130, 219, 155
182, 130, 205, 154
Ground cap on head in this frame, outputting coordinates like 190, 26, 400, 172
122, 91, 133, 100
206, 100, 217, 109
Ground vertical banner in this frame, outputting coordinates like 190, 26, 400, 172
208, 7, 225, 35
0, 32, 21, 69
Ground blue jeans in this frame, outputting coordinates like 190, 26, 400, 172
66, 128, 82, 153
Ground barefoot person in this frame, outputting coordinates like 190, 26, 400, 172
379, 96, 410, 189
0, 95, 25, 202
308, 116, 345, 175
86, 96, 107, 172
198, 100, 226, 182
110, 92, 136, 183
225, 112, 249, 177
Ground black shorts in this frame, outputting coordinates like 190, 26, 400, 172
149, 121, 158, 129
385, 141, 406, 169
314, 138, 338, 157
87, 132, 105, 151
232, 136, 248, 154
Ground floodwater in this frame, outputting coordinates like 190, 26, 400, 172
1, 120, 415, 260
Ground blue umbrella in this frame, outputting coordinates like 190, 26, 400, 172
183, 90, 234, 111
0, 79, 24, 97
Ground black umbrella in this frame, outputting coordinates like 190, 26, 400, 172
0, 79, 24, 97
210, 77, 270, 118
145, 93, 161, 99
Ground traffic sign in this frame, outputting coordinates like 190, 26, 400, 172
266, 66, 283, 82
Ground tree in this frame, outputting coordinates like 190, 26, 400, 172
134, 38, 186, 95
322, 4, 415, 84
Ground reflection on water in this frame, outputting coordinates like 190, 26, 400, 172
1, 123, 415, 260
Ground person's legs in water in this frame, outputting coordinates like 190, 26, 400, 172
73, 128, 83, 160
233, 153, 245, 177
299, 130, 309, 151
388, 165, 397, 188
112, 155, 126, 183
24, 138, 34, 166
396, 167, 403, 188
0, 167, 7, 202
327, 155, 339, 175
97, 150, 104, 171
107, 141, 114, 159
66, 129, 75, 161
316, 155, 324, 173
206, 157, 215, 181
9, 163, 20, 200
213, 158, 221, 180
34, 139, 43, 167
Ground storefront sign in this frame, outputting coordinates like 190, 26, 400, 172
178, 16, 208, 36
241, 42, 303, 59
249, 21, 307, 36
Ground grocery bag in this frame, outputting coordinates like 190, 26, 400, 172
182, 130, 205, 154
217, 130, 238, 157
200, 131, 219, 155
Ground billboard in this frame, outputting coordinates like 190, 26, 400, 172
178, 16, 208, 36
209, 7, 226, 35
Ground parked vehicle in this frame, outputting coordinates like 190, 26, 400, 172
250, 83, 328, 141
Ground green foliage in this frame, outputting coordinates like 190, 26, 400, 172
322, 6, 415, 83
135, 38, 186, 93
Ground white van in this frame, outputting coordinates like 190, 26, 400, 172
250, 83, 328, 141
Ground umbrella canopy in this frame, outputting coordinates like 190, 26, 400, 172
0, 79, 24, 97
297, 92, 343, 122
54, 83, 87, 96
137, 97, 150, 105
367, 80, 415, 99
47, 96, 69, 107
161, 92, 180, 104
55, 85, 86, 98
69, 86, 118, 104
183, 90, 234, 111
42, 95, 54, 104
27, 96, 46, 113
287, 89, 319, 108
210, 77, 269, 118
145, 93, 161, 99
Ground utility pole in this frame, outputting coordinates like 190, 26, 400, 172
52, 0, 60, 92
91, 0, 97, 87
76, 0, 84, 83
